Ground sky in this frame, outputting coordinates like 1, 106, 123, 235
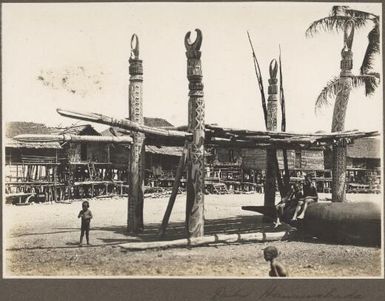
2, 2, 382, 134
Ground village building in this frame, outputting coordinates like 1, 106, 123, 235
102, 117, 183, 188
5, 122, 62, 203
212, 138, 381, 194
5, 122, 126, 203
210, 147, 326, 192
5, 121, 381, 204
325, 137, 381, 193
55, 124, 121, 199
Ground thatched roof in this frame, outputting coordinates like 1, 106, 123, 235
5, 138, 61, 149
146, 145, 183, 157
347, 137, 381, 159
101, 117, 174, 137
144, 117, 174, 128
5, 122, 61, 149
54, 124, 100, 136
6, 122, 100, 138
100, 118, 183, 156
5, 122, 100, 149
6, 122, 57, 138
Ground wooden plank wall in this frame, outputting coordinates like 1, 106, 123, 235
215, 148, 242, 163
66, 143, 110, 163
110, 144, 130, 165
241, 149, 324, 171
276, 150, 296, 170
301, 150, 324, 170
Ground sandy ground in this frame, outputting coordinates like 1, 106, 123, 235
4, 193, 383, 277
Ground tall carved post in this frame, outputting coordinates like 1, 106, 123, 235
185, 29, 205, 238
331, 25, 354, 202
264, 60, 278, 215
127, 34, 145, 233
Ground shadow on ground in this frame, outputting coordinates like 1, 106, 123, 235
97, 215, 286, 243
8, 215, 293, 250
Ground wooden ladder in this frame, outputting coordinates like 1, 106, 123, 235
88, 162, 96, 180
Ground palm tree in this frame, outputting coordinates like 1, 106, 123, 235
306, 6, 380, 202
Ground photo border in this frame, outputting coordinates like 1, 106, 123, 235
0, 0, 384, 300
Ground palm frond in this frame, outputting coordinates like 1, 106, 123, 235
315, 77, 342, 112
344, 8, 379, 21
305, 15, 367, 37
247, 31, 268, 127
331, 6, 349, 16
351, 74, 380, 96
360, 22, 380, 74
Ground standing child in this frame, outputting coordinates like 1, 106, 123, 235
78, 201, 93, 246
263, 246, 288, 277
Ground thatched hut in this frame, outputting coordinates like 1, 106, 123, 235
5, 122, 62, 202
102, 117, 183, 188
209, 146, 325, 192
325, 137, 381, 193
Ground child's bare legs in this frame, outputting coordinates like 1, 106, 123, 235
80, 229, 85, 246
85, 229, 90, 245
291, 201, 303, 221
274, 204, 285, 227
297, 199, 311, 219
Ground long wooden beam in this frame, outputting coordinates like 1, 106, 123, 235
120, 231, 287, 251
14, 134, 133, 144
57, 108, 190, 139
56, 109, 378, 148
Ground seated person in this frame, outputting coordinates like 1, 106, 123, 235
274, 184, 301, 227
292, 176, 318, 221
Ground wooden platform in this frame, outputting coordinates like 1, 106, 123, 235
5, 192, 35, 205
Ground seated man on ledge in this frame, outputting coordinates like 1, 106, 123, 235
274, 184, 302, 227
292, 175, 318, 221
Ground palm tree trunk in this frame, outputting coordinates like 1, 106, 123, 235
331, 77, 352, 202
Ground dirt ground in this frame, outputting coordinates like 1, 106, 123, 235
4, 193, 383, 277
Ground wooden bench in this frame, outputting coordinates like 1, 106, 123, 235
5, 192, 36, 205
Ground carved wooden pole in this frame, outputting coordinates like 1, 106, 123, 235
331, 25, 354, 202
127, 34, 145, 233
264, 60, 278, 215
185, 29, 205, 238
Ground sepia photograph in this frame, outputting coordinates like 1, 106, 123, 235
2, 1, 383, 281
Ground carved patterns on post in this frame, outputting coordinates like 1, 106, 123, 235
185, 29, 205, 238
267, 100, 278, 131
264, 59, 278, 209
331, 27, 354, 202
332, 78, 352, 132
267, 59, 278, 132
129, 80, 143, 124
331, 78, 351, 202
332, 145, 347, 202
128, 34, 145, 233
